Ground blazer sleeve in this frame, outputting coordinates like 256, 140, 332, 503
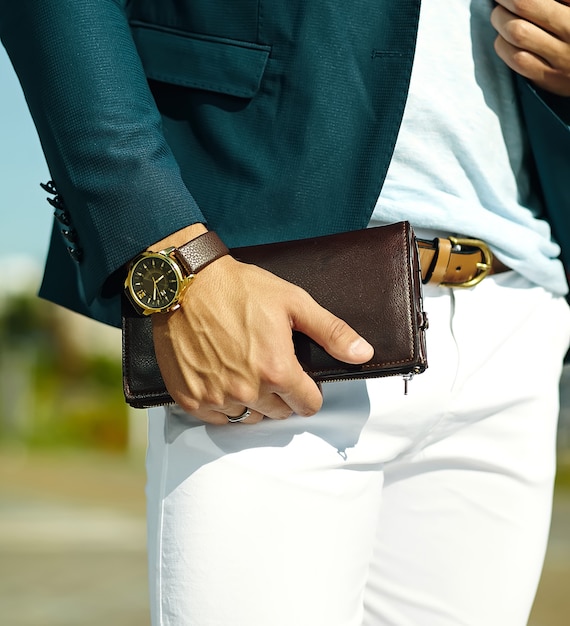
0, 0, 204, 316
517, 76, 570, 269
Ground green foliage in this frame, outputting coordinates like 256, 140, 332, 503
556, 459, 570, 492
0, 293, 53, 347
0, 292, 128, 450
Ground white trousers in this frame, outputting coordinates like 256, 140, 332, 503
146, 272, 570, 626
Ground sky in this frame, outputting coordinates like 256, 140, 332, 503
0, 46, 52, 284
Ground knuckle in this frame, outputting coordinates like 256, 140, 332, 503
295, 388, 324, 417
231, 382, 259, 407
510, 0, 537, 18
511, 47, 538, 74
263, 358, 294, 389
291, 284, 317, 310
326, 316, 351, 346
174, 395, 200, 415
298, 398, 322, 417
505, 19, 533, 48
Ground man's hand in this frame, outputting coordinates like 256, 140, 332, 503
491, 0, 570, 96
151, 253, 374, 425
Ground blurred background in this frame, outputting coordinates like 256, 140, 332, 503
0, 45, 148, 625
1, 46, 569, 625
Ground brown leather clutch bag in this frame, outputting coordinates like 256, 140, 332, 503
122, 221, 428, 408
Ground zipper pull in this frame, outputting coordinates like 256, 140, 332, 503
403, 373, 414, 395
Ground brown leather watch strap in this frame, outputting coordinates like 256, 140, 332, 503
174, 231, 229, 275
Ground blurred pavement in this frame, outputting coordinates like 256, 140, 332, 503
530, 491, 570, 626
0, 449, 149, 626
1, 412, 570, 625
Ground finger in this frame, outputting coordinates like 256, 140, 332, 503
494, 0, 570, 40
224, 407, 264, 425
491, 4, 570, 94
251, 348, 324, 417
277, 370, 324, 417
290, 293, 374, 365
251, 397, 295, 420
491, 5, 564, 62
494, 32, 570, 94
223, 393, 294, 421
194, 407, 265, 425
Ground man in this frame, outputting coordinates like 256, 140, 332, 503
2, 1, 569, 624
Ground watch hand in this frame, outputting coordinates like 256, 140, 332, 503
150, 277, 158, 301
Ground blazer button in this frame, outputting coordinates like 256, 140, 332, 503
61, 228, 78, 243
55, 210, 71, 226
67, 246, 83, 263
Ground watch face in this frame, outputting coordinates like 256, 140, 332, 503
128, 253, 183, 312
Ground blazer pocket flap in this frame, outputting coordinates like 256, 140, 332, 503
131, 22, 270, 98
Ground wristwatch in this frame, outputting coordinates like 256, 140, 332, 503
124, 231, 229, 315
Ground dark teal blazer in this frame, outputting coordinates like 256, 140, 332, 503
1, 0, 569, 327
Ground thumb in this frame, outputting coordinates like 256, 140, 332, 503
292, 296, 374, 364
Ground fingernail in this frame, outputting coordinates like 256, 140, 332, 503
350, 337, 373, 358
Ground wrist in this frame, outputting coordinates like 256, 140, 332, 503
147, 223, 208, 253
125, 229, 229, 316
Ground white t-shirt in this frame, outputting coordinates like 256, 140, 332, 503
371, 0, 568, 295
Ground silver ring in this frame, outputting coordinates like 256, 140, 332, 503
226, 408, 252, 423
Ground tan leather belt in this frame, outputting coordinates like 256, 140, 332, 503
417, 236, 510, 288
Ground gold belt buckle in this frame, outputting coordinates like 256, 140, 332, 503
441, 236, 493, 288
